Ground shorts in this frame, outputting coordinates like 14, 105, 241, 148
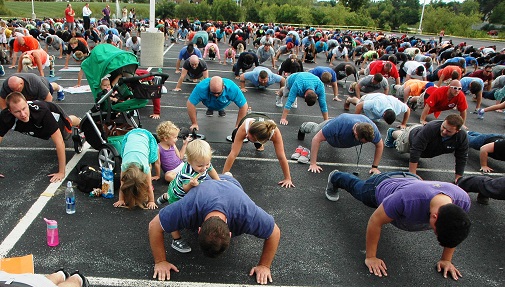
166, 162, 184, 174
0, 271, 57, 287
396, 124, 422, 153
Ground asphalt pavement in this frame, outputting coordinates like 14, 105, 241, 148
0, 35, 504, 287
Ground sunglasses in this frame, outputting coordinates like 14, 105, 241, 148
450, 86, 462, 91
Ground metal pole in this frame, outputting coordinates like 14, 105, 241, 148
418, 0, 426, 33
31, 0, 36, 20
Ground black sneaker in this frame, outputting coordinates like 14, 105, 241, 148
206, 109, 214, 116
156, 193, 168, 205
218, 110, 226, 117
70, 270, 90, 287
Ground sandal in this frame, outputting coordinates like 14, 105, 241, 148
70, 270, 90, 287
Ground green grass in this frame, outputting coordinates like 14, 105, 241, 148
0, 1, 150, 20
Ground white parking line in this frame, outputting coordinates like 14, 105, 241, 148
0, 142, 91, 258
88, 276, 306, 287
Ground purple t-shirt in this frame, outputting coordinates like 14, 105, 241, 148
158, 177, 275, 239
375, 178, 471, 231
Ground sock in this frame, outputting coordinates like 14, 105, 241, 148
58, 85, 63, 92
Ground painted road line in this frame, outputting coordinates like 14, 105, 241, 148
0, 142, 91, 258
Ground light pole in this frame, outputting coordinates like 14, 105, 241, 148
31, 0, 36, 20
418, 0, 427, 33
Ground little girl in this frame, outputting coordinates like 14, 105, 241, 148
152, 121, 190, 183
156, 139, 220, 253
113, 128, 159, 209
222, 47, 235, 66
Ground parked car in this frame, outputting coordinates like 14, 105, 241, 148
488, 30, 499, 36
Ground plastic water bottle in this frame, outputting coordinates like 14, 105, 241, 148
44, 218, 59, 247
65, 181, 76, 214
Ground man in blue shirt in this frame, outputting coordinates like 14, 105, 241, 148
239, 66, 285, 92
324, 170, 470, 280
187, 76, 248, 130
308, 66, 341, 101
299, 114, 384, 174
149, 176, 280, 284
276, 72, 328, 125
175, 43, 202, 74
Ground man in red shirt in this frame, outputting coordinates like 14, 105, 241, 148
435, 65, 462, 87
467, 65, 493, 91
419, 80, 468, 126
64, 3, 75, 31
361, 60, 400, 85
9, 36, 40, 69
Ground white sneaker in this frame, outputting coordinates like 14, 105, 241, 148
292, 98, 298, 109
275, 95, 283, 107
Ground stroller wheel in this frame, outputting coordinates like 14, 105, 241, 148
98, 143, 121, 172
74, 141, 83, 154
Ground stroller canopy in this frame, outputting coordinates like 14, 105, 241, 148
81, 44, 139, 98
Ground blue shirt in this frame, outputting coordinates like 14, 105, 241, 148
178, 46, 202, 60
188, 78, 247, 111
243, 67, 283, 88
159, 177, 275, 238
460, 77, 484, 93
308, 66, 337, 83
321, 114, 381, 148
361, 93, 408, 121
285, 72, 328, 112
315, 41, 328, 53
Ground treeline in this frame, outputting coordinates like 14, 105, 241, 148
156, 0, 492, 38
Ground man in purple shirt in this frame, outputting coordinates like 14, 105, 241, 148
325, 170, 471, 280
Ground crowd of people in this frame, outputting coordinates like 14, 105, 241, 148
1, 6, 505, 286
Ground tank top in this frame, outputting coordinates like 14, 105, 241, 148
159, 144, 183, 172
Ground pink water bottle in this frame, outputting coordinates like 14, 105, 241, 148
44, 218, 59, 247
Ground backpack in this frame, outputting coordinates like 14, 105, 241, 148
75, 165, 102, 193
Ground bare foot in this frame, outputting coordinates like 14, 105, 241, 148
256, 146, 265, 151
495, 109, 503, 113
149, 114, 160, 119
333, 97, 342, 101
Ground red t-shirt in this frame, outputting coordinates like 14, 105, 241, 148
65, 7, 75, 23
425, 86, 468, 118
437, 66, 462, 80
369, 60, 399, 79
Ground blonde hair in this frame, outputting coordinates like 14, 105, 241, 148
21, 55, 33, 71
237, 43, 244, 54
249, 120, 277, 143
120, 164, 149, 209
156, 121, 179, 141
186, 139, 212, 163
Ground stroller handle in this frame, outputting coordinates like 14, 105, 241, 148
118, 72, 169, 85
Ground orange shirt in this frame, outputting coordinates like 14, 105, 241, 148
437, 66, 462, 80
13, 36, 39, 53
404, 79, 428, 96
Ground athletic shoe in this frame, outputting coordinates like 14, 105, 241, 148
477, 108, 485, 120
156, 193, 168, 205
292, 98, 298, 109
218, 110, 226, 117
325, 169, 340, 202
275, 95, 283, 107
49, 69, 55, 77
171, 238, 192, 253
384, 128, 396, 148
291, 145, 304, 160
206, 109, 214, 116
297, 147, 310, 164
0, 65, 5, 76
390, 83, 396, 95
57, 91, 65, 101
406, 96, 417, 111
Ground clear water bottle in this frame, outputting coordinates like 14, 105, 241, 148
44, 218, 59, 247
65, 181, 76, 214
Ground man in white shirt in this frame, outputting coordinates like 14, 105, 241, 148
125, 36, 141, 55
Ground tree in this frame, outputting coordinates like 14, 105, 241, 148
210, 0, 242, 22
156, 0, 176, 19
477, 0, 505, 20
341, 0, 369, 12
489, 2, 505, 24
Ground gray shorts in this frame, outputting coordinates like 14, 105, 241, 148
396, 124, 422, 153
